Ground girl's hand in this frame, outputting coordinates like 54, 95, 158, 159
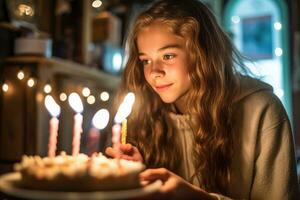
105, 143, 144, 162
140, 168, 218, 200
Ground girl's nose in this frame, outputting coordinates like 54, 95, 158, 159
151, 60, 165, 77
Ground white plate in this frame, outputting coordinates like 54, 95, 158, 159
0, 172, 162, 200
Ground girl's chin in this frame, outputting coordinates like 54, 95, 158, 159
159, 96, 176, 104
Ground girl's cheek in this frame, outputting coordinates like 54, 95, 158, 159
143, 68, 151, 80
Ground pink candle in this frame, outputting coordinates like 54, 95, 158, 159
87, 127, 100, 156
44, 95, 61, 158
112, 124, 121, 149
72, 113, 83, 156
89, 108, 110, 156
48, 117, 59, 157
68, 92, 84, 157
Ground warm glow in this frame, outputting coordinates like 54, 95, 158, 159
44, 84, 52, 94
27, 78, 35, 87
2, 83, 9, 92
17, 4, 34, 16
37, 92, 44, 103
92, 109, 109, 130
82, 87, 91, 97
87, 95, 96, 104
68, 92, 84, 113
59, 93, 67, 101
100, 91, 109, 101
17, 70, 25, 80
44, 95, 61, 117
114, 92, 135, 123
92, 0, 102, 8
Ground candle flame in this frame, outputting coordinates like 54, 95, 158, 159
68, 92, 84, 113
92, 109, 109, 130
114, 92, 135, 123
45, 95, 61, 117
123, 92, 135, 105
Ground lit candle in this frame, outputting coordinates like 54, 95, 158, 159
112, 123, 121, 149
68, 93, 84, 156
88, 109, 109, 156
44, 95, 61, 157
114, 92, 135, 146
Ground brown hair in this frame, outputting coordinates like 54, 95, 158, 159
113, 0, 245, 194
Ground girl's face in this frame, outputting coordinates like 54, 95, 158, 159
137, 22, 191, 111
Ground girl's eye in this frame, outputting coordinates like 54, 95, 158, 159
140, 59, 151, 66
163, 54, 175, 60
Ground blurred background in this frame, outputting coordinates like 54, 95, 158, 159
0, 0, 299, 180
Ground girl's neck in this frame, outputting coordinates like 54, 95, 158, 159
174, 89, 192, 115
173, 104, 183, 115
174, 100, 187, 115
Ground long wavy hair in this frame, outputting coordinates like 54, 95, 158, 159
113, 0, 245, 194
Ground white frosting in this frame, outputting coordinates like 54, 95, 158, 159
14, 152, 145, 180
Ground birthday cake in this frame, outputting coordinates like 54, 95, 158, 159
14, 152, 145, 191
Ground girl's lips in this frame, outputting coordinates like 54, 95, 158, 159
155, 83, 173, 92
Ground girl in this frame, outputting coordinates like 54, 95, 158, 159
106, 0, 299, 199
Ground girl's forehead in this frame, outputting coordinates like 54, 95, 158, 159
136, 31, 186, 55
137, 25, 180, 42
137, 22, 177, 39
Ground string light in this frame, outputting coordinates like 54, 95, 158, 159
100, 91, 109, 101
43, 84, 52, 94
275, 48, 283, 57
274, 22, 282, 30
3, 66, 114, 108
2, 83, 9, 92
17, 70, 25, 80
59, 92, 67, 102
231, 15, 240, 24
27, 78, 35, 87
87, 95, 96, 104
82, 87, 91, 97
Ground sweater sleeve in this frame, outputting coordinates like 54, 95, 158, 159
209, 98, 299, 200
250, 117, 299, 199
249, 95, 299, 199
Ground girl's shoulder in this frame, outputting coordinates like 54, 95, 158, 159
234, 75, 289, 129
234, 75, 274, 103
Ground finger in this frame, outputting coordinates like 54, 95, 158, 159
106, 148, 130, 160
120, 154, 136, 161
132, 146, 144, 162
140, 168, 169, 182
119, 143, 133, 154
105, 147, 117, 157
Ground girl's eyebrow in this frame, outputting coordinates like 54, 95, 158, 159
138, 44, 182, 56
158, 44, 182, 51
